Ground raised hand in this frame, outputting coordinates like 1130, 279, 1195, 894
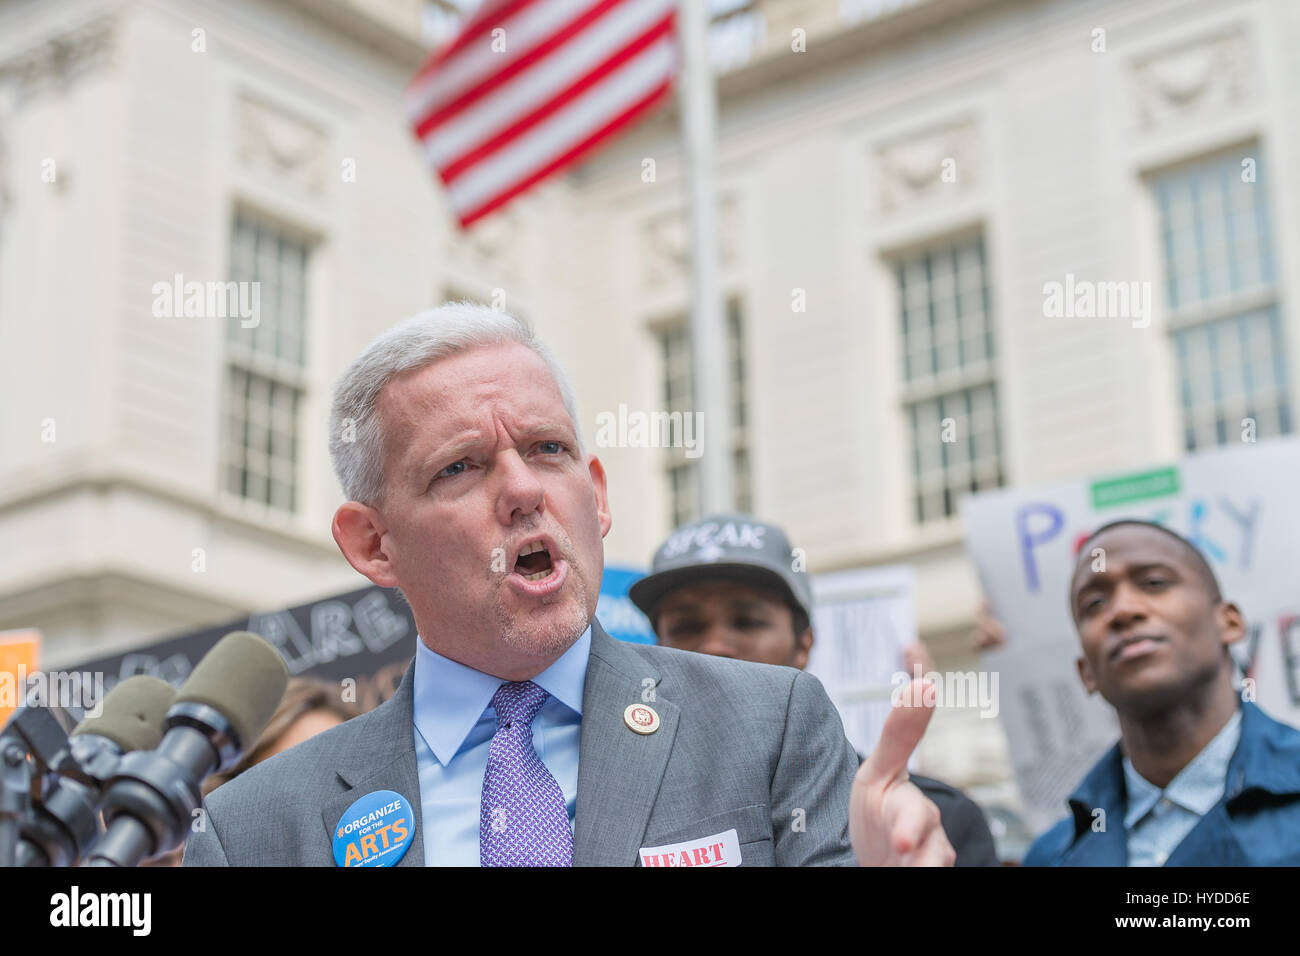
850, 679, 955, 866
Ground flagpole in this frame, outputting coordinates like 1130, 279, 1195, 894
677, 0, 733, 516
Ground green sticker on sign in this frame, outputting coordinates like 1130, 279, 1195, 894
1090, 467, 1180, 509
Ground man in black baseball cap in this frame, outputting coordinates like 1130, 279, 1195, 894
630, 513, 815, 669
631, 513, 1000, 866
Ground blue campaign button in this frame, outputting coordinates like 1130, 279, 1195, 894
332, 790, 416, 867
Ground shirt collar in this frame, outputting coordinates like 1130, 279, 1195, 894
1122, 707, 1243, 828
412, 624, 591, 766
1121, 760, 1162, 830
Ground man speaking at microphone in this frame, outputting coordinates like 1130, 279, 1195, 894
183, 303, 952, 867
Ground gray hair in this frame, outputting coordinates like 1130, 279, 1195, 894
329, 302, 584, 505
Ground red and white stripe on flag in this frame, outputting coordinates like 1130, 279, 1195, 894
405, 0, 678, 228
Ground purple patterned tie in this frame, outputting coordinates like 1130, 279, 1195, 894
479, 681, 573, 866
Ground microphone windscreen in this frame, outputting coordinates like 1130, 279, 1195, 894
173, 631, 289, 750
72, 675, 176, 752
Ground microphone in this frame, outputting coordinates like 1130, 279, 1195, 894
85, 631, 289, 867
14, 676, 175, 867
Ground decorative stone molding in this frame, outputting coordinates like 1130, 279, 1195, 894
876, 117, 978, 212
0, 15, 116, 105
465, 205, 519, 264
235, 95, 327, 195
0, 17, 116, 217
440, 205, 521, 289
1132, 28, 1252, 130
640, 195, 740, 288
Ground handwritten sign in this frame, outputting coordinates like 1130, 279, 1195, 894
806, 566, 916, 759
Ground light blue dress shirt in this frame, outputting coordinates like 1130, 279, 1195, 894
1122, 708, 1242, 866
412, 625, 589, 866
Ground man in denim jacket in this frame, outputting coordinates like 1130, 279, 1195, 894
1024, 519, 1300, 866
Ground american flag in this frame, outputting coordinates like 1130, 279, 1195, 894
406, 0, 679, 228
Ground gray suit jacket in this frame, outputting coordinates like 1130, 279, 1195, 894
183, 619, 858, 866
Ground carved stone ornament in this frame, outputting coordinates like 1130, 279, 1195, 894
641, 195, 740, 288
876, 118, 978, 213
235, 95, 327, 194
466, 205, 519, 262
1133, 28, 1252, 130
0, 15, 116, 105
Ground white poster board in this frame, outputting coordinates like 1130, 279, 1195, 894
806, 565, 915, 759
962, 437, 1300, 832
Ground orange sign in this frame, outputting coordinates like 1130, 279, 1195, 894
0, 630, 41, 729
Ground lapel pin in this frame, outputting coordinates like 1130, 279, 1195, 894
332, 789, 416, 867
624, 703, 660, 735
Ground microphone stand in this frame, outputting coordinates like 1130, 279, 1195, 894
0, 705, 75, 868
0, 734, 30, 868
